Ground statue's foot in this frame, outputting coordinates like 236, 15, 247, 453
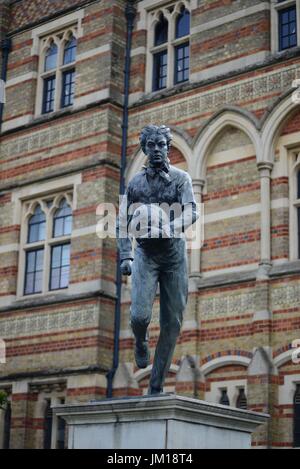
134, 340, 150, 369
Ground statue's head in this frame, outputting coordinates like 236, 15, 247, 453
139, 125, 172, 167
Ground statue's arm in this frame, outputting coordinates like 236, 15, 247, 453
116, 186, 134, 274
166, 174, 199, 236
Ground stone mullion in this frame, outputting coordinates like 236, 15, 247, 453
10, 381, 30, 449
43, 204, 52, 294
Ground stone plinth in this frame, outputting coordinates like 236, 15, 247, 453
53, 394, 269, 449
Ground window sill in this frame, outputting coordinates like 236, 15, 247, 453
17, 288, 70, 303
0, 288, 115, 313
136, 80, 191, 105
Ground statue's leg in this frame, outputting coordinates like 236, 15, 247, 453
149, 242, 188, 393
131, 247, 159, 368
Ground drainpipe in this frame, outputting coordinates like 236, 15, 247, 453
106, 0, 136, 398
0, 38, 11, 132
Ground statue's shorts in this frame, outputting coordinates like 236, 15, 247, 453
130, 237, 188, 391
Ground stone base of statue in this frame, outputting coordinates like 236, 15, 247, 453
53, 394, 268, 449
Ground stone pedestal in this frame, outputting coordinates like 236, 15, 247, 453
53, 394, 268, 449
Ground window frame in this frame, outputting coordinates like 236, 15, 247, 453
146, 1, 191, 93
61, 68, 76, 108
37, 28, 77, 116
18, 193, 73, 298
271, 0, 300, 53
174, 41, 190, 85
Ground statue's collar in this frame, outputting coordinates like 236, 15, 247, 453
142, 158, 172, 183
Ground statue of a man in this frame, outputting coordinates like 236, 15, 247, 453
117, 125, 199, 395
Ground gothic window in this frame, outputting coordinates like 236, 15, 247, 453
219, 389, 230, 406
149, 2, 190, 92
236, 388, 248, 410
20, 193, 73, 297
39, 29, 77, 115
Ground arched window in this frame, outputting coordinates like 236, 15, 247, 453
219, 389, 230, 406
174, 7, 190, 84
153, 15, 168, 91
154, 14, 168, 46
53, 200, 72, 238
40, 29, 77, 114
22, 193, 73, 296
44, 43, 58, 72
50, 200, 72, 291
63, 36, 77, 65
61, 36, 76, 108
294, 384, 300, 447
236, 388, 247, 409
175, 6, 190, 39
28, 205, 46, 243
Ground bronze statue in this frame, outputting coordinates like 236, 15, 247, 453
117, 125, 199, 395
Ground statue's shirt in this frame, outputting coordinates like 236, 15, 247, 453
117, 164, 198, 261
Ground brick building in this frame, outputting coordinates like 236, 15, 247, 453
0, 0, 300, 449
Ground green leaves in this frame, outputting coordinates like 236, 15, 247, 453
0, 390, 7, 410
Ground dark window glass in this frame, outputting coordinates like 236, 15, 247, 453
294, 384, 300, 447
24, 249, 44, 295
174, 42, 189, 84
153, 50, 167, 91
176, 7, 190, 38
53, 200, 72, 237
44, 43, 58, 71
50, 244, 70, 290
154, 15, 168, 46
57, 398, 66, 450
220, 389, 230, 406
3, 401, 11, 449
43, 400, 52, 450
63, 36, 77, 65
279, 6, 297, 51
236, 388, 248, 409
61, 69, 75, 108
28, 205, 46, 243
297, 170, 300, 199
42, 76, 56, 113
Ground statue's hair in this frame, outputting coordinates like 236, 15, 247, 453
139, 125, 172, 153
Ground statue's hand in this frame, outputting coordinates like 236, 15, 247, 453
120, 259, 132, 276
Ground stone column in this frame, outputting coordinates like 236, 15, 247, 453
257, 162, 273, 276
190, 178, 205, 277
10, 381, 30, 449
